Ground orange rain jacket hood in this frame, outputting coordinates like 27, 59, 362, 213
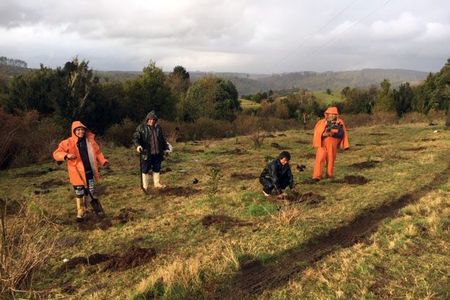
53, 121, 108, 186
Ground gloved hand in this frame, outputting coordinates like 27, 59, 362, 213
164, 143, 173, 154
136, 146, 143, 153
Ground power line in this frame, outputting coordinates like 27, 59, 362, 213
317, 0, 395, 52
268, 0, 361, 73
270, 0, 396, 73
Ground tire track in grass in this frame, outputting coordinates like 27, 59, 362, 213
216, 164, 450, 299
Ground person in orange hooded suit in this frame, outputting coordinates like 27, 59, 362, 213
53, 121, 108, 221
312, 107, 349, 181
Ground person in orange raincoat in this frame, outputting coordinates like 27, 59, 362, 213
312, 107, 349, 181
53, 121, 108, 221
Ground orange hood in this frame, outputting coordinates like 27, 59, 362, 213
71, 121, 87, 138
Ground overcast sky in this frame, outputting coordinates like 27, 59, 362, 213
0, 0, 449, 73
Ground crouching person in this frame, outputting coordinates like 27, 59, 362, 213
53, 121, 108, 222
259, 151, 294, 196
133, 110, 170, 193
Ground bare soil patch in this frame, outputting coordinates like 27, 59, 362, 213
201, 214, 251, 232
77, 215, 113, 231
34, 179, 65, 189
60, 246, 156, 273
103, 246, 156, 272
14, 167, 56, 178
114, 207, 146, 224
340, 175, 369, 185
278, 191, 325, 205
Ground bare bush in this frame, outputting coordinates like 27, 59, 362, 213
104, 118, 137, 147
0, 110, 64, 169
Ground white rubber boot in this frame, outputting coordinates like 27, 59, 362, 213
142, 173, 150, 192
153, 172, 166, 189
76, 197, 85, 221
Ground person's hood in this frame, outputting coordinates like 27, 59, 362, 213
144, 111, 158, 123
324, 107, 339, 115
71, 121, 88, 138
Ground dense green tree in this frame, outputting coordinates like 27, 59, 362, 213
123, 61, 175, 122
7, 65, 57, 114
392, 82, 414, 117
167, 65, 190, 113
374, 79, 394, 112
179, 76, 240, 121
342, 86, 377, 114
51, 58, 98, 121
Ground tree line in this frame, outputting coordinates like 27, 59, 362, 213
241, 59, 449, 123
0, 58, 240, 135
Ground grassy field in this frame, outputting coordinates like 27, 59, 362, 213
240, 98, 261, 110
1, 121, 449, 299
313, 90, 344, 105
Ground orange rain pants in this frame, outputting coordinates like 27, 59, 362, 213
312, 117, 349, 179
313, 136, 341, 179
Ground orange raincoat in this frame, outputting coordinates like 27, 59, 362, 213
312, 107, 349, 179
53, 121, 108, 186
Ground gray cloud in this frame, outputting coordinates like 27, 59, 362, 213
0, 0, 449, 73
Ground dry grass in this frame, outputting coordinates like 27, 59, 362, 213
0, 198, 57, 298
0, 121, 449, 299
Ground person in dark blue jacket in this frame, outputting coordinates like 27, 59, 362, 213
259, 151, 294, 196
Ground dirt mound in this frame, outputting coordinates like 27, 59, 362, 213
335, 175, 369, 185
61, 246, 156, 273
230, 173, 255, 180
201, 214, 251, 232
277, 133, 287, 137
103, 246, 156, 272
63, 253, 112, 270
33, 189, 50, 195
157, 187, 199, 197
279, 191, 325, 205
302, 178, 319, 184
401, 146, 427, 151
114, 207, 146, 224
77, 215, 113, 231
14, 168, 55, 178
34, 179, 65, 189
350, 160, 380, 169
271, 143, 290, 150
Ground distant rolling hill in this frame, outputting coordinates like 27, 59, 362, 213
218, 69, 428, 95
1, 64, 429, 96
